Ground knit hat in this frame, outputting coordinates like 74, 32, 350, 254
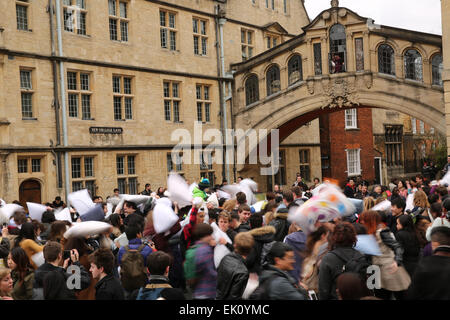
198, 178, 210, 189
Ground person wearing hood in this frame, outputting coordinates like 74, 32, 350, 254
407, 226, 450, 300
269, 207, 290, 242
245, 225, 276, 275
192, 178, 210, 201
283, 222, 307, 283
256, 242, 306, 300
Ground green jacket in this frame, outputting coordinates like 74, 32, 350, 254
192, 186, 207, 201
11, 269, 34, 300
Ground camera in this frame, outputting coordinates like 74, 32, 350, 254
63, 250, 71, 260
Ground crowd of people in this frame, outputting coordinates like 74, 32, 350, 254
0, 170, 449, 301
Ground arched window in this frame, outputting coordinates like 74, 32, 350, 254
378, 44, 395, 75
432, 54, 443, 86
266, 65, 281, 96
245, 74, 259, 106
329, 24, 346, 73
288, 55, 302, 85
404, 49, 422, 81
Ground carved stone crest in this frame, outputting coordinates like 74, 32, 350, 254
306, 79, 315, 94
321, 77, 359, 109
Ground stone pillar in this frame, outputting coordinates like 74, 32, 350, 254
442, 0, 450, 154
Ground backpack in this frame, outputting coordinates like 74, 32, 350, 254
330, 250, 370, 281
136, 283, 172, 300
183, 244, 199, 287
120, 244, 148, 292
249, 274, 277, 300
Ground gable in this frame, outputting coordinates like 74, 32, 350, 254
302, 7, 368, 32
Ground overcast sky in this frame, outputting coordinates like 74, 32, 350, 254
303, 0, 442, 35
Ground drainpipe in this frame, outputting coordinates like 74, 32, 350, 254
55, 0, 70, 204
218, 12, 231, 183
48, 0, 63, 189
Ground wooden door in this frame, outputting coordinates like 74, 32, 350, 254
19, 180, 41, 211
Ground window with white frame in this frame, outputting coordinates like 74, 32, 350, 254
67, 71, 92, 120
20, 69, 34, 119
116, 154, 138, 194
419, 120, 424, 134
411, 118, 417, 134
71, 156, 96, 197
345, 109, 358, 129
112, 75, 133, 120
108, 0, 129, 42
63, 0, 87, 35
193, 18, 208, 56
346, 149, 361, 176
160, 10, 177, 51
163, 81, 181, 122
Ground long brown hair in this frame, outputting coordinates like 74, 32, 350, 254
9, 247, 32, 284
359, 210, 382, 235
302, 226, 328, 258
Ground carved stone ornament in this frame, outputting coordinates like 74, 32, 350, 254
363, 73, 373, 89
306, 79, 315, 94
321, 77, 359, 109
331, 0, 339, 8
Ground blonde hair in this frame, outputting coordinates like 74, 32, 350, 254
0, 268, 11, 297
363, 197, 375, 211
218, 211, 231, 222
414, 190, 430, 208
222, 199, 237, 213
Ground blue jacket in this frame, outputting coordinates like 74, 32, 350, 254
284, 230, 307, 283
117, 238, 153, 266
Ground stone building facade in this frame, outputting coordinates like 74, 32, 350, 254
0, 0, 314, 204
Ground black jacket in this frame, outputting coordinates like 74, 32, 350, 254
234, 222, 251, 234
245, 226, 276, 274
318, 246, 369, 300
344, 185, 355, 198
0, 237, 10, 259
258, 265, 306, 300
95, 274, 125, 300
379, 228, 404, 266
268, 210, 290, 242
407, 246, 450, 300
216, 252, 249, 300
33, 262, 91, 300
395, 229, 420, 276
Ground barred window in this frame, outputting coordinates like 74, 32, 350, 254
200, 151, 214, 186
378, 44, 395, 75
160, 10, 177, 50
432, 54, 443, 86
404, 49, 422, 81
71, 155, 96, 197
196, 84, 212, 123
266, 65, 281, 96
67, 71, 92, 120
31, 158, 41, 172
193, 18, 208, 56
163, 81, 181, 122
116, 154, 138, 194
314, 43, 322, 75
299, 149, 310, 182
167, 153, 183, 173
288, 55, 302, 85
20, 70, 34, 119
385, 125, 403, 167
245, 74, 259, 106
109, 0, 129, 42
63, 0, 87, 35
16, 2, 29, 31
241, 29, 254, 61
112, 75, 133, 120
18, 159, 28, 173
